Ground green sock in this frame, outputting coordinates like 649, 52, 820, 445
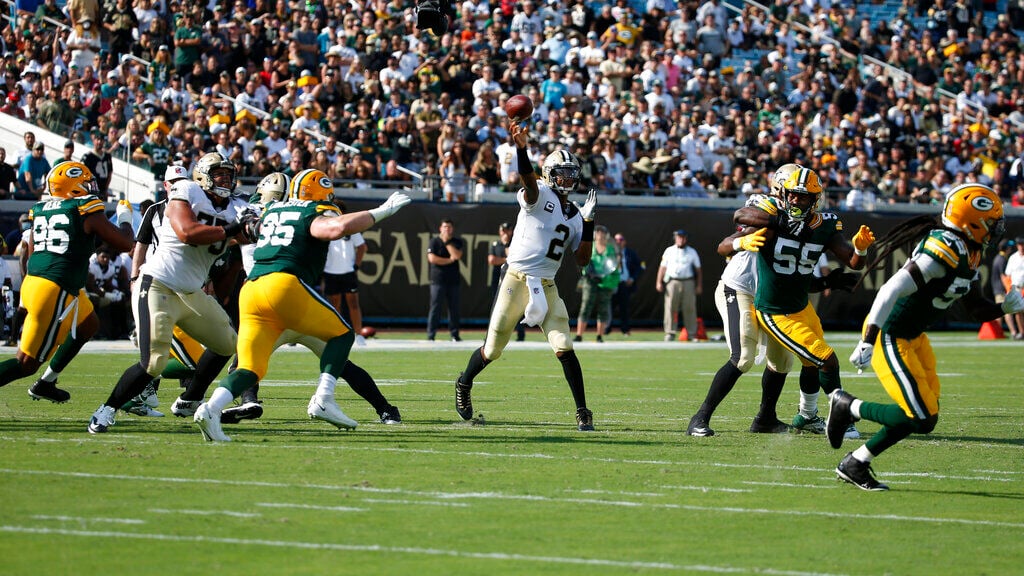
0, 358, 24, 387
161, 358, 194, 380
858, 401, 914, 427
320, 331, 355, 376
221, 368, 260, 397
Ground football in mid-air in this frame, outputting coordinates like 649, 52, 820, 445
359, 326, 377, 338
504, 94, 534, 124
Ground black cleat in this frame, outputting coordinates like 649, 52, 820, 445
749, 418, 791, 434
28, 379, 71, 403
826, 390, 856, 449
455, 374, 473, 421
836, 452, 889, 491
686, 415, 715, 437
576, 407, 594, 431
379, 405, 402, 424
220, 401, 263, 424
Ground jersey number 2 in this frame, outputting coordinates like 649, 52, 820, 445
545, 224, 570, 261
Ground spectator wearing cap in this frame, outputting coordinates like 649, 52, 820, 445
148, 44, 173, 90
82, 130, 113, 199
579, 31, 606, 77
679, 122, 709, 174
657, 229, 702, 341
133, 122, 172, 195
540, 65, 568, 110
644, 78, 674, 112
540, 32, 570, 65
17, 142, 50, 200
159, 73, 192, 112
67, 17, 101, 71
0, 92, 25, 120
53, 140, 76, 167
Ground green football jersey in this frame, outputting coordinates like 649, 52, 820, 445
249, 199, 340, 285
753, 198, 844, 314
26, 195, 106, 293
884, 229, 979, 339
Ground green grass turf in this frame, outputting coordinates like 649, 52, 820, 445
0, 332, 1021, 575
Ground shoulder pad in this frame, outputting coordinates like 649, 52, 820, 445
920, 229, 965, 269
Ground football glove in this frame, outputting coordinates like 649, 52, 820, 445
1002, 289, 1024, 315
733, 228, 767, 252
369, 192, 412, 223
852, 225, 875, 253
239, 211, 262, 245
115, 200, 133, 227
849, 340, 873, 371
575, 188, 598, 221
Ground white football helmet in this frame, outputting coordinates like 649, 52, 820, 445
193, 152, 237, 198
770, 163, 802, 198
253, 172, 290, 204
542, 149, 581, 195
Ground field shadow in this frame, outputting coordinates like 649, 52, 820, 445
905, 488, 1024, 500
929, 434, 1024, 447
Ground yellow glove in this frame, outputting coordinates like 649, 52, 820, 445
733, 228, 767, 252
852, 225, 874, 254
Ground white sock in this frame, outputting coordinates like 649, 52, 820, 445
207, 387, 235, 413
40, 367, 59, 383
799, 391, 819, 417
315, 373, 338, 399
850, 399, 863, 420
852, 444, 875, 463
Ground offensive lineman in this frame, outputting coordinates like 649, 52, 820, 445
0, 162, 133, 402
830, 184, 1024, 490
453, 121, 599, 431
192, 169, 410, 442
89, 152, 257, 433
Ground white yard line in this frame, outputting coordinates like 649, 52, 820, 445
149, 508, 261, 518
254, 503, 367, 512
0, 524, 850, 575
31, 515, 144, 525
4, 468, 1022, 529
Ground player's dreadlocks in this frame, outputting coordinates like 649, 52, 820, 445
854, 215, 938, 291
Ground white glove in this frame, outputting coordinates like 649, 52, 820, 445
368, 192, 411, 223
115, 200, 133, 227
107, 290, 123, 303
575, 188, 597, 221
849, 340, 873, 371
1002, 289, 1024, 314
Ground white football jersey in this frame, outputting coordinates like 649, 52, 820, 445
324, 232, 365, 275
140, 181, 251, 292
506, 182, 584, 280
721, 192, 772, 295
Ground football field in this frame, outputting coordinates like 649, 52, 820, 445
0, 331, 1021, 575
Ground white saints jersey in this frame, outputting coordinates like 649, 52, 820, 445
722, 192, 774, 295
324, 232, 366, 275
506, 181, 584, 279
140, 181, 251, 292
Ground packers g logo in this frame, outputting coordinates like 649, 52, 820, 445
972, 196, 994, 211
319, 177, 332, 188
66, 167, 83, 178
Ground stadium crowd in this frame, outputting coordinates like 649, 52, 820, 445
0, 0, 1023, 205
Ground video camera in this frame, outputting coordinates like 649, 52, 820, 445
416, 0, 456, 37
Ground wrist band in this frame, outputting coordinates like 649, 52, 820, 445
854, 247, 868, 256
732, 238, 742, 251
581, 219, 594, 241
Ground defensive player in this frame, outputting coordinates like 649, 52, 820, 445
453, 122, 599, 431
0, 162, 133, 402
689, 165, 861, 436
219, 172, 403, 427
829, 184, 1022, 490
192, 169, 410, 441
89, 152, 257, 433
733, 167, 874, 430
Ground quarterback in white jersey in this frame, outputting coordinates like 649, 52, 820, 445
454, 122, 600, 432
89, 153, 259, 435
